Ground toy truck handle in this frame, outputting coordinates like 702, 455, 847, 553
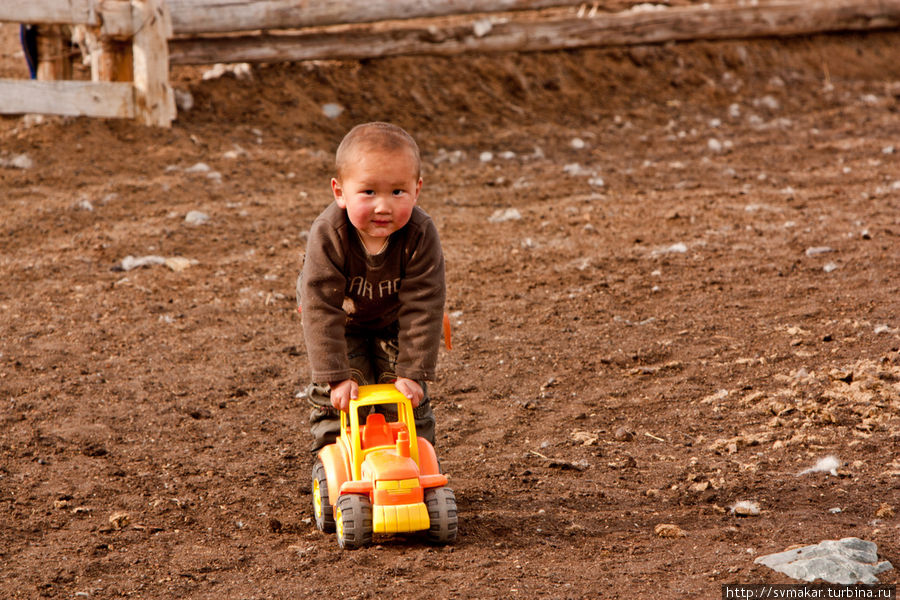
339, 384, 420, 480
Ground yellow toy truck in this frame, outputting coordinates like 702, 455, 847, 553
311, 384, 458, 548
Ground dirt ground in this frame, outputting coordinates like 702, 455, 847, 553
1, 17, 899, 600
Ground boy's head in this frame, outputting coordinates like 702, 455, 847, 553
332, 123, 423, 254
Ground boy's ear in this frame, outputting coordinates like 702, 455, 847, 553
332, 178, 347, 208
413, 177, 423, 204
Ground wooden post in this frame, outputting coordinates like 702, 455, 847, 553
35, 25, 73, 80
96, 38, 134, 82
131, 0, 175, 126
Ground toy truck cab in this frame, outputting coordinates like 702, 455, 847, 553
312, 384, 458, 548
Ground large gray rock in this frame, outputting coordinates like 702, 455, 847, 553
755, 538, 893, 585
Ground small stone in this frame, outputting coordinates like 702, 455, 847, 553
488, 208, 521, 223
479, 151, 494, 163
654, 523, 686, 538
472, 19, 492, 37
571, 430, 598, 446
0, 153, 34, 169
185, 162, 211, 174
109, 512, 129, 529
689, 481, 710, 493
570, 138, 586, 149
322, 103, 344, 119
185, 211, 209, 225
164, 257, 197, 272
174, 88, 194, 111
730, 501, 760, 516
805, 246, 834, 257
707, 138, 723, 153
613, 427, 634, 442
823, 262, 838, 273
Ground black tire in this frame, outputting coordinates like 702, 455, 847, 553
336, 494, 373, 549
425, 487, 458, 544
311, 459, 335, 533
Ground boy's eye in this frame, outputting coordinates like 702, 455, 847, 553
392, 189, 404, 196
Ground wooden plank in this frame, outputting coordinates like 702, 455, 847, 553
0, 79, 134, 118
169, 0, 900, 65
166, 0, 591, 34
0, 0, 97, 26
131, 0, 176, 126
35, 25, 74, 80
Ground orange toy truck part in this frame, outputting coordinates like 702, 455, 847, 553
312, 384, 457, 548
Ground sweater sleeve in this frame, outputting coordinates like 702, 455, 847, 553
299, 217, 351, 383
396, 217, 446, 381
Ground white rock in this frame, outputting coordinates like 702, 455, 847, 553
659, 242, 688, 254
797, 455, 841, 477
185, 162, 211, 174
173, 88, 194, 111
202, 62, 252, 81
472, 18, 492, 37
570, 137, 586, 150
479, 151, 494, 163
563, 163, 594, 177
755, 95, 781, 111
823, 262, 838, 273
707, 138, 723, 153
731, 501, 761, 516
1, 154, 33, 169
120, 255, 166, 271
185, 210, 210, 225
588, 177, 605, 188
805, 246, 833, 257
874, 324, 891, 335
322, 103, 344, 119
755, 538, 893, 585
882, 146, 895, 155
75, 198, 94, 211
488, 208, 522, 223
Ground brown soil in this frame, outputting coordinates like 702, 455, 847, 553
2, 20, 899, 600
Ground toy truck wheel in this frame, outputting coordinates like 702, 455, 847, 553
311, 459, 335, 533
335, 494, 373, 549
425, 487, 458, 544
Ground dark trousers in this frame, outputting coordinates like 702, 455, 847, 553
305, 330, 436, 451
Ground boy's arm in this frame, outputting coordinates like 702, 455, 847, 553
395, 217, 446, 382
299, 218, 352, 383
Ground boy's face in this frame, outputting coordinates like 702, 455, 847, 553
332, 146, 422, 252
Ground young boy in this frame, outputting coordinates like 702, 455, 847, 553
297, 122, 446, 450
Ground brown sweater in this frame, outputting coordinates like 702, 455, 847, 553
298, 203, 446, 383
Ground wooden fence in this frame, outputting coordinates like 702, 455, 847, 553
1, 0, 899, 127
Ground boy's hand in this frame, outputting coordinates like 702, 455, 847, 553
394, 378, 424, 407
329, 379, 358, 412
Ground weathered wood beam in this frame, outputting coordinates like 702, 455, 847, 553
0, 79, 134, 118
131, 0, 176, 126
166, 0, 591, 35
168, 0, 900, 65
0, 0, 97, 26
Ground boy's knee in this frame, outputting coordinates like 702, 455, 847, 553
413, 398, 436, 446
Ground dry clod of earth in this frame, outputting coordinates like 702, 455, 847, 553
655, 524, 687, 538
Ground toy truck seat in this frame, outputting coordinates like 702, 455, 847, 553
362, 412, 394, 449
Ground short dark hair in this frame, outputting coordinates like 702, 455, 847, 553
335, 122, 421, 180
